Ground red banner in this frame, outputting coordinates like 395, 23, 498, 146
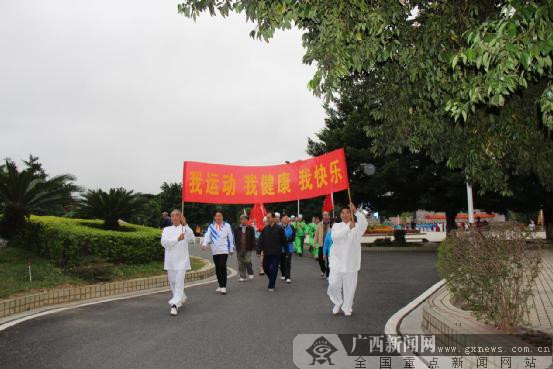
182, 148, 349, 204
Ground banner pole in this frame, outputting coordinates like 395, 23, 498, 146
181, 162, 186, 234
181, 167, 185, 234
331, 192, 335, 219
347, 187, 352, 204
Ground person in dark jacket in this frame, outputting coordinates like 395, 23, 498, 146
280, 215, 295, 283
256, 212, 287, 291
234, 215, 256, 281
159, 212, 172, 229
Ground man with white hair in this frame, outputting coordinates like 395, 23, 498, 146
327, 203, 368, 317
161, 209, 195, 316
274, 212, 282, 226
234, 214, 256, 281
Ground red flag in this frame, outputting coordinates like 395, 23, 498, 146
248, 203, 266, 231
322, 194, 334, 212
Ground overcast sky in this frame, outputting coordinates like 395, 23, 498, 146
0, 1, 326, 194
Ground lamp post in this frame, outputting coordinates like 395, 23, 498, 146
359, 163, 376, 217
466, 181, 475, 225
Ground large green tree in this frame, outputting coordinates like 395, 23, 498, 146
307, 83, 517, 232
178, 0, 553, 235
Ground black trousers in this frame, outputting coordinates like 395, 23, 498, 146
213, 254, 228, 287
280, 252, 292, 279
263, 254, 280, 289
317, 249, 329, 276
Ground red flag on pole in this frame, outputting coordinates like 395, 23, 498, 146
322, 194, 334, 212
248, 203, 266, 231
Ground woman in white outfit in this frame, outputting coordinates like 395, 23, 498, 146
327, 203, 368, 317
161, 209, 195, 316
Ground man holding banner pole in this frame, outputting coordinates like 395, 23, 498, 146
327, 202, 368, 316
160, 210, 195, 316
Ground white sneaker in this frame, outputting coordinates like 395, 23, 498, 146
332, 305, 341, 315
268, 288, 275, 292
285, 278, 292, 284
170, 305, 178, 316
344, 311, 352, 317
320, 272, 325, 278
248, 274, 254, 279
281, 276, 285, 280
220, 287, 227, 294
216, 287, 221, 292
239, 277, 246, 282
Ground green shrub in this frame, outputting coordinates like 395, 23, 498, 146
437, 223, 541, 333
10, 216, 164, 267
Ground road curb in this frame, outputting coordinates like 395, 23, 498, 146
384, 279, 446, 368
363, 245, 439, 252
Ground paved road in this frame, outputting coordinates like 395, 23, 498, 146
0, 248, 439, 369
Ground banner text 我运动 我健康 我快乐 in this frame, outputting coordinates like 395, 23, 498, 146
181, 148, 349, 204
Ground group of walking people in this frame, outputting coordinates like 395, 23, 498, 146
160, 203, 368, 317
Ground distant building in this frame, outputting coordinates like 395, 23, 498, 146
416, 210, 505, 225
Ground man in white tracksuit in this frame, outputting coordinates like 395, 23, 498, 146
161, 209, 195, 316
327, 203, 368, 317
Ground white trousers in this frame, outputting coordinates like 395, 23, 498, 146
167, 269, 187, 308
327, 270, 358, 314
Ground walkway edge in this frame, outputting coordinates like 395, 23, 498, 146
0, 262, 240, 330
384, 279, 446, 368
0, 267, 237, 331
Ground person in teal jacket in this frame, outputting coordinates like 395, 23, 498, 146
322, 229, 332, 279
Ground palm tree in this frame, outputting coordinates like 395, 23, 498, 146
79, 188, 146, 230
0, 155, 80, 238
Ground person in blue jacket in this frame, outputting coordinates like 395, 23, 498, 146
322, 229, 333, 279
280, 215, 295, 284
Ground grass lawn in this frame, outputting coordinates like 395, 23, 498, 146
0, 247, 206, 300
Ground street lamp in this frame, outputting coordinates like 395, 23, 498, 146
359, 163, 376, 216
360, 163, 376, 176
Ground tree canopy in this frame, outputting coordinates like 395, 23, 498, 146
178, 0, 553, 193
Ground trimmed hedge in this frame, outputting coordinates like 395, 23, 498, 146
11, 216, 164, 267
